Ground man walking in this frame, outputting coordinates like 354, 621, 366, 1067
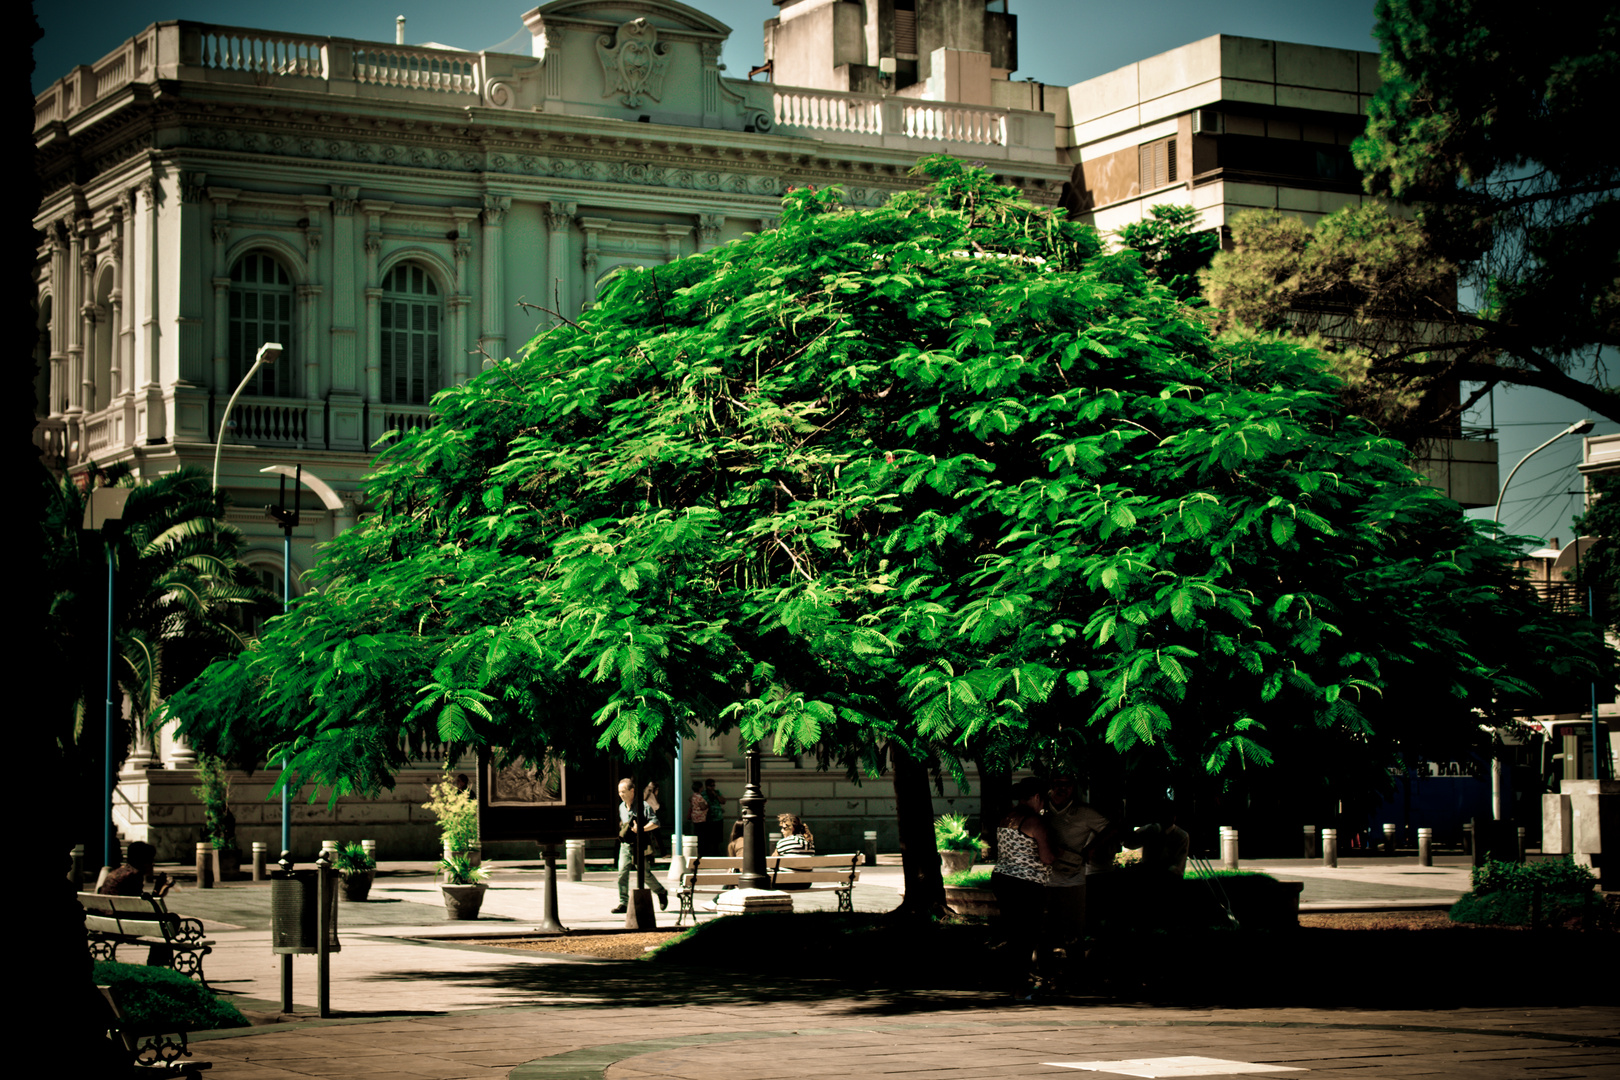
614, 777, 668, 914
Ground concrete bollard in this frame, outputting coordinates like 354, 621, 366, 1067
320, 838, 338, 859
1383, 823, 1398, 855
864, 830, 878, 866
1417, 827, 1432, 867
1220, 826, 1239, 870
681, 834, 700, 860
1463, 822, 1473, 855
361, 839, 377, 865
70, 844, 86, 889
565, 838, 586, 882
1302, 825, 1316, 859
1517, 826, 1527, 862
251, 841, 269, 881
1322, 828, 1338, 868
196, 842, 215, 889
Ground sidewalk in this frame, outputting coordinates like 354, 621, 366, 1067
133, 857, 1620, 1080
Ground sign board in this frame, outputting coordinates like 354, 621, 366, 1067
476, 748, 621, 844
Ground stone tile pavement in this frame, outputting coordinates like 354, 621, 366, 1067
129, 856, 1620, 1079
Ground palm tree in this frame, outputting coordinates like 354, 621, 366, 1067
42, 465, 271, 857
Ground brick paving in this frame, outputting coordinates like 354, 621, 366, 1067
127, 857, 1619, 1079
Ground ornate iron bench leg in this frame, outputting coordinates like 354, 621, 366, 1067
87, 933, 118, 963
170, 946, 211, 989
837, 886, 854, 913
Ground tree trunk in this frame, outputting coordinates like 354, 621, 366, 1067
976, 758, 1011, 860
890, 741, 944, 915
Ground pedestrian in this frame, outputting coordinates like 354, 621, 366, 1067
991, 777, 1054, 998
613, 778, 668, 915
1042, 776, 1110, 990
726, 820, 746, 857
688, 780, 710, 856
773, 813, 815, 855
703, 778, 728, 856
97, 841, 173, 899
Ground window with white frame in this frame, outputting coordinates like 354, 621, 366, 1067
379, 263, 442, 406
228, 253, 295, 396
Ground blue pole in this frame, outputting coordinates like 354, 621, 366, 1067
281, 529, 291, 854
1593, 585, 1606, 781
104, 548, 116, 869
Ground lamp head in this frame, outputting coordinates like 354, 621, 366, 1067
1568, 418, 1595, 436
256, 342, 284, 365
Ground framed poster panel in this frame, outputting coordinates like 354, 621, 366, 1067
477, 747, 621, 844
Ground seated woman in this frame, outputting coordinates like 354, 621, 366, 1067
774, 814, 815, 889
726, 820, 746, 858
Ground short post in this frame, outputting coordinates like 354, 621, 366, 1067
360, 839, 377, 864
1220, 826, 1239, 870
320, 838, 337, 860
738, 747, 768, 890
196, 842, 215, 889
70, 844, 86, 889
564, 838, 586, 882
1322, 827, 1338, 868
1517, 826, 1527, 862
314, 850, 331, 1019
251, 841, 268, 881
1302, 825, 1316, 859
278, 852, 294, 1014
1383, 823, 1398, 855
535, 843, 566, 934
863, 830, 878, 867
682, 834, 700, 860
1463, 821, 1474, 856
1417, 827, 1432, 867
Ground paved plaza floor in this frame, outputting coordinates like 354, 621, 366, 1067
115, 857, 1618, 1079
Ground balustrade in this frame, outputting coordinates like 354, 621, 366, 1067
230, 396, 312, 447
773, 88, 1013, 150
379, 405, 435, 435
199, 28, 325, 79
352, 47, 479, 94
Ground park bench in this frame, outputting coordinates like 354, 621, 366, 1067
80, 892, 214, 987
674, 852, 861, 927
100, 983, 213, 1076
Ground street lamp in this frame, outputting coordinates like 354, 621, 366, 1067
83, 481, 130, 873
1493, 418, 1596, 526
212, 342, 283, 493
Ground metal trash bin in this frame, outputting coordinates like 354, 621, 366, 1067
270, 869, 340, 954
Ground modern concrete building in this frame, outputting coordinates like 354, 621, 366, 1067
33, 0, 1494, 859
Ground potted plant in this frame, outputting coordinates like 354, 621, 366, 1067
934, 813, 979, 874
334, 842, 377, 902
423, 769, 479, 867
439, 852, 489, 919
942, 867, 998, 917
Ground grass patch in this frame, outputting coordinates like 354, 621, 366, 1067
1186, 868, 1276, 881
944, 868, 994, 888
93, 963, 247, 1033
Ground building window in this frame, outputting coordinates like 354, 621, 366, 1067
894, 0, 917, 57
229, 253, 295, 397
1139, 137, 1179, 191
380, 263, 441, 406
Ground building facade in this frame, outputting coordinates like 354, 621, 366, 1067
34, 0, 1490, 860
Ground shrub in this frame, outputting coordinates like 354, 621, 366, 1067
439, 851, 487, 886
1451, 856, 1601, 927
93, 962, 247, 1033
944, 868, 994, 888
933, 813, 978, 852
1470, 856, 1595, 896
333, 841, 375, 876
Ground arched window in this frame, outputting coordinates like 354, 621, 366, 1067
380, 263, 441, 405
229, 253, 294, 396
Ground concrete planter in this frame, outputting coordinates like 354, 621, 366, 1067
943, 885, 998, 917
340, 870, 375, 902
939, 849, 975, 874
441, 883, 488, 919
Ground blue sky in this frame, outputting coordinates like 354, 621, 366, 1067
32, 0, 1613, 545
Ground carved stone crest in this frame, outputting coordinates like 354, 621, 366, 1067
595, 19, 669, 109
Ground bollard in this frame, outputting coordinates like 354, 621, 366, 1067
564, 838, 586, 882
1383, 823, 1398, 855
196, 842, 215, 889
1322, 827, 1338, 868
252, 841, 269, 881
1517, 826, 1527, 862
863, 830, 878, 867
320, 838, 338, 859
1302, 825, 1316, 860
1219, 826, 1239, 870
1417, 827, 1432, 867
682, 834, 700, 860
314, 850, 332, 1019
1463, 822, 1474, 856
70, 844, 86, 889
361, 839, 377, 864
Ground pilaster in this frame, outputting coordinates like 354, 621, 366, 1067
543, 200, 576, 328
480, 194, 511, 362
136, 179, 165, 444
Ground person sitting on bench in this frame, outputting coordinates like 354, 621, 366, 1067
98, 842, 173, 898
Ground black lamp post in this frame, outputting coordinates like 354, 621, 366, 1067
738, 747, 768, 890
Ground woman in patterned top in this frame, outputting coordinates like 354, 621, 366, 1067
991, 777, 1055, 997
774, 813, 814, 855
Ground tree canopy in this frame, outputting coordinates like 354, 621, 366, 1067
1352, 0, 1620, 424
166, 159, 1605, 902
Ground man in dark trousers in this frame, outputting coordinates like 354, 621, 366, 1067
614, 778, 668, 914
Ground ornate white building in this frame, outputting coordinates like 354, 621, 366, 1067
37, 0, 1483, 859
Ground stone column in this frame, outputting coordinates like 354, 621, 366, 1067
108, 205, 124, 401
119, 190, 137, 404
47, 222, 69, 419
481, 194, 511, 358
138, 180, 165, 444
327, 186, 363, 449
451, 234, 472, 381
542, 200, 575, 327
65, 221, 86, 455
209, 193, 233, 397
578, 218, 604, 308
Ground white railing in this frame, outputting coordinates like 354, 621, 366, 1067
83, 409, 115, 453
93, 52, 129, 99
32, 418, 67, 468
773, 89, 1009, 147
379, 404, 435, 435
774, 91, 883, 136
199, 28, 326, 79
352, 47, 478, 95
231, 396, 312, 447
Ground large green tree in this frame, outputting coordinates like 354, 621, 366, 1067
167, 160, 1603, 907
1352, 0, 1620, 424
45, 466, 266, 854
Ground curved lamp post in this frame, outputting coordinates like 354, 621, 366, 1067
1493, 417, 1595, 526
212, 342, 283, 493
